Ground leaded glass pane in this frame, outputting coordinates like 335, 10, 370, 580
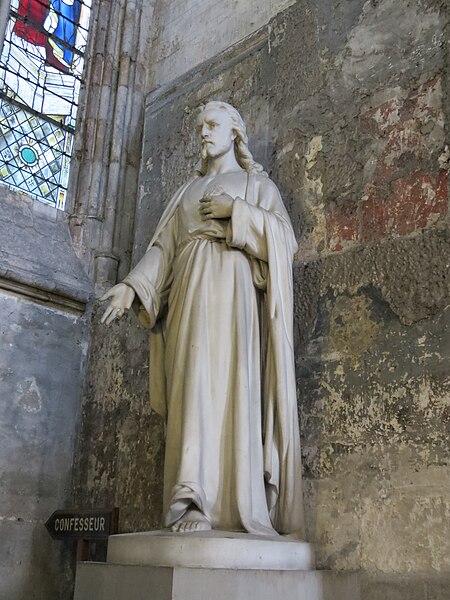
0, 0, 92, 208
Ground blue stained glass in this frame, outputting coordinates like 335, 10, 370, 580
0, 0, 92, 208
19, 145, 38, 164
49, 0, 83, 71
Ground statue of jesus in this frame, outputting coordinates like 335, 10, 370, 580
101, 101, 304, 537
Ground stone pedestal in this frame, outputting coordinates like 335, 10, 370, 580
107, 530, 315, 570
73, 531, 360, 600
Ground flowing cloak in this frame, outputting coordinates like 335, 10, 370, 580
124, 172, 304, 537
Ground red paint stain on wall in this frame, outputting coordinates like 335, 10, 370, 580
326, 204, 359, 252
361, 170, 448, 242
326, 77, 448, 252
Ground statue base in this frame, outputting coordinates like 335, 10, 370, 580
107, 530, 314, 570
73, 531, 360, 600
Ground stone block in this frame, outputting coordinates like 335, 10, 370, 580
75, 531, 359, 599
74, 563, 360, 600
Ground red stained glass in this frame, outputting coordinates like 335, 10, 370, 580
13, 0, 50, 47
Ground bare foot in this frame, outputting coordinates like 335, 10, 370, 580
171, 508, 211, 533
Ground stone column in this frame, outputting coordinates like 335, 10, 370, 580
69, 0, 156, 295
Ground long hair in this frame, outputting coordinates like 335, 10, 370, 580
194, 101, 267, 177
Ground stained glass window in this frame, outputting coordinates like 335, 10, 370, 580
0, 0, 92, 209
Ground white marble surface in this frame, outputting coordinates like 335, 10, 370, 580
107, 530, 315, 571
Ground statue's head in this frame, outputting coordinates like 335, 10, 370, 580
195, 101, 266, 176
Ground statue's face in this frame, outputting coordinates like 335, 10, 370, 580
196, 108, 236, 160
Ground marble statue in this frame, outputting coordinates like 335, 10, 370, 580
101, 101, 304, 538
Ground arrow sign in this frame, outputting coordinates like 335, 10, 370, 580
45, 508, 118, 540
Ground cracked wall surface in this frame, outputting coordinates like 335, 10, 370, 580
73, 1, 449, 598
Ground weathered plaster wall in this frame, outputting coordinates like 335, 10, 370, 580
0, 188, 91, 599
71, 304, 164, 534
73, 0, 449, 598
0, 290, 88, 599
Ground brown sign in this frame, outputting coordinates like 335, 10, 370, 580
45, 508, 118, 540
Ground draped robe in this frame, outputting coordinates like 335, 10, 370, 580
124, 172, 304, 537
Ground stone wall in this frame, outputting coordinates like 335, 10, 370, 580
0, 189, 91, 599
69, 0, 156, 291
147, 0, 295, 89
73, 0, 449, 598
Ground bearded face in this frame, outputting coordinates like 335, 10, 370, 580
196, 108, 236, 161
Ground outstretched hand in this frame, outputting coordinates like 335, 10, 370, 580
199, 185, 234, 220
100, 283, 135, 325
